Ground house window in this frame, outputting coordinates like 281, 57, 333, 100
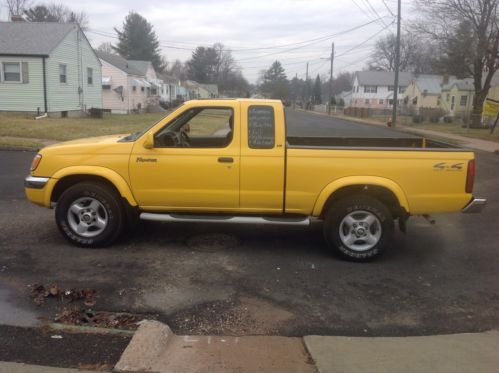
59, 64, 67, 84
365, 99, 370, 104
2, 62, 21, 82
132, 86, 137, 92
87, 68, 93, 85
412, 97, 418, 105
451, 96, 455, 110
399, 86, 405, 94
460, 95, 468, 106
388, 85, 394, 91
141, 87, 144, 92
379, 99, 384, 105
364, 85, 377, 93
389, 99, 394, 105
446, 93, 450, 102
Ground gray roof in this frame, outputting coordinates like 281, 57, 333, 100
442, 78, 474, 91
413, 74, 445, 95
158, 73, 179, 84
355, 71, 413, 86
0, 22, 75, 56
127, 60, 152, 75
200, 83, 219, 94
97, 51, 143, 76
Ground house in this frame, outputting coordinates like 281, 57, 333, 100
183, 80, 215, 99
199, 83, 219, 98
97, 52, 153, 114
157, 74, 182, 106
127, 60, 161, 97
336, 90, 352, 107
440, 78, 474, 118
0, 21, 102, 116
403, 74, 451, 112
350, 71, 412, 109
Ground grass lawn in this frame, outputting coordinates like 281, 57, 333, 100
409, 122, 499, 143
0, 136, 46, 149
0, 112, 167, 142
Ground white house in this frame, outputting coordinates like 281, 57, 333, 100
0, 21, 102, 116
351, 71, 413, 109
97, 52, 153, 113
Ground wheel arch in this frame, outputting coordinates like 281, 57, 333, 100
48, 166, 138, 207
313, 176, 410, 218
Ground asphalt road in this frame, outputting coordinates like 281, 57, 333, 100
0, 111, 498, 340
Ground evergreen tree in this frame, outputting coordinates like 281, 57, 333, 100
260, 61, 289, 99
114, 12, 164, 72
313, 74, 322, 104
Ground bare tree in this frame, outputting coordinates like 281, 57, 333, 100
368, 32, 436, 73
5, 0, 30, 17
22, 2, 89, 30
413, 0, 499, 126
96, 42, 115, 54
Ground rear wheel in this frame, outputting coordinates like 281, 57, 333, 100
55, 182, 125, 247
323, 195, 394, 261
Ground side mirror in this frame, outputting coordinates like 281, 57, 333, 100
143, 132, 154, 149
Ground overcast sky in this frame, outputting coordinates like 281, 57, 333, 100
1, 0, 413, 82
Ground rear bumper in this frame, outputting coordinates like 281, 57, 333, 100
462, 197, 487, 213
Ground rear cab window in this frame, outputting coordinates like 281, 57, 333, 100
248, 105, 275, 149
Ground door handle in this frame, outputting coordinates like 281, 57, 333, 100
218, 157, 233, 163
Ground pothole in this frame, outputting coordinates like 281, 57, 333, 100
186, 233, 240, 252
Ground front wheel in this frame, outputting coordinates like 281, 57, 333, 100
323, 195, 394, 261
55, 182, 125, 247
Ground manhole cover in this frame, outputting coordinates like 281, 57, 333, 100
186, 233, 240, 252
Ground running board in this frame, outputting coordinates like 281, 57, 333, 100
140, 213, 310, 226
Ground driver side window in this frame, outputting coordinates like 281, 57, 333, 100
154, 107, 234, 148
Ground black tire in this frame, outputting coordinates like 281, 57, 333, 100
323, 195, 394, 261
55, 182, 125, 247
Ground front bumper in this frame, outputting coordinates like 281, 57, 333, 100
462, 197, 487, 213
24, 175, 50, 189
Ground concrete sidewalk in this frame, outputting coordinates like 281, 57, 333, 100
112, 321, 499, 373
305, 331, 499, 373
299, 109, 499, 153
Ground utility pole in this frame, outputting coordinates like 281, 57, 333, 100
391, 0, 401, 127
305, 62, 309, 109
328, 42, 334, 116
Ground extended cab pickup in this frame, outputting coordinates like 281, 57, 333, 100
25, 99, 486, 260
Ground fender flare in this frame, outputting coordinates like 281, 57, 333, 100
311, 176, 410, 216
46, 166, 138, 207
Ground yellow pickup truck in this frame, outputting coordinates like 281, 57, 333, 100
25, 99, 486, 261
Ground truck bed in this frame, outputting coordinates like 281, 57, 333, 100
286, 136, 459, 150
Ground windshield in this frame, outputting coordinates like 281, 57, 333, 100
118, 104, 186, 142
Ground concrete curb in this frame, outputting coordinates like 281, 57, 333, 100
114, 320, 173, 372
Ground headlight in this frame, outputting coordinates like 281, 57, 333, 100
30, 154, 42, 171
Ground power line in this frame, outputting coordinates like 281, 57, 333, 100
335, 21, 394, 58
362, 0, 390, 27
234, 17, 391, 62
381, 0, 396, 17
88, 16, 389, 57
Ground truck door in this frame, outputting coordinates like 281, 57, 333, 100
129, 103, 240, 211
239, 102, 286, 213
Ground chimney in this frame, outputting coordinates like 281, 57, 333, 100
442, 74, 449, 85
11, 15, 25, 22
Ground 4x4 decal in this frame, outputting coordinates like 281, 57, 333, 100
433, 162, 463, 171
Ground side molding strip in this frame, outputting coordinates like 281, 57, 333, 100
140, 213, 310, 226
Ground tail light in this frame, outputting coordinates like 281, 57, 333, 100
465, 159, 475, 193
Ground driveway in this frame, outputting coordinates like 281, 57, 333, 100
0, 111, 497, 337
